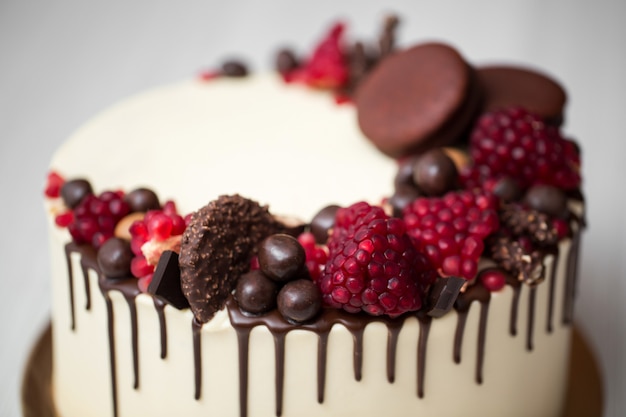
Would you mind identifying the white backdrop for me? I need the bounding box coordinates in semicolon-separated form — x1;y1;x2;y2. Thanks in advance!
1;1;624;416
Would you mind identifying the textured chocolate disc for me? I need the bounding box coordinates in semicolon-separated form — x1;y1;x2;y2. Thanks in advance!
355;43;479;157
477;65;566;125
179;195;285;323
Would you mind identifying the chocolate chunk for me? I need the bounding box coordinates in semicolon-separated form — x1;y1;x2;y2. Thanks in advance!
147;250;189;310
310;205;340;244
97;237;133;278
477;65;566;125
179;195;285;323
425;276;466;318
61;178;93;209
125;188;160;212
275;49;300;74
412;148;458;196
355;43;482;157
258;234;306;283
277;279;322;323
235;270;279;315
524;185;568;218
221;60;248;77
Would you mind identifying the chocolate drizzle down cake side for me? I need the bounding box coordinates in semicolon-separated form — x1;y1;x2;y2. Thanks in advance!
45;18;584;417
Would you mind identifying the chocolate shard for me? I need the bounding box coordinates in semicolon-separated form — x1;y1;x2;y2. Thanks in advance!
147;251;189;310
425;276;466;318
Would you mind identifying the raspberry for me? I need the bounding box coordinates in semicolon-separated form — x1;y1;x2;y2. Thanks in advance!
293;22;349;89
403;190;499;280
319;203;434;317
464;107;581;191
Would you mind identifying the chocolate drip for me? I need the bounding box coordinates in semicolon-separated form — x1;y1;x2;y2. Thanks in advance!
125;294;139;388
236;327;251;417
102;293;119;417
563;229;582;324
507;276;522;337
351;328;364;381
64;245;76;330
527;287;537;351
546;248;560;333
274;333;286;416
454;285;491;384
416;314;431;398
153;298;168;359
192;319;202;400
317;331;329;403
81;264;92;310
386;322;402;383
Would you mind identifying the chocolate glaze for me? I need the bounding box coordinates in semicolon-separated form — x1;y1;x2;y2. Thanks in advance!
61;212;583;417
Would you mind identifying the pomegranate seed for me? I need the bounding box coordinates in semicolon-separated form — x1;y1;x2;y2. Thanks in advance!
131;256;154;278
44;171;65;198
479;269;507;292
147;213;173;241
137;274;153;293
55;211;74;227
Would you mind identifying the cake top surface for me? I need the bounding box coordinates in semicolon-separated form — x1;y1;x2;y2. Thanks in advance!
50;74;396;220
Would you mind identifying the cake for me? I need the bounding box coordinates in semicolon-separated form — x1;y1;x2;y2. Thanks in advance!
43;19;584;417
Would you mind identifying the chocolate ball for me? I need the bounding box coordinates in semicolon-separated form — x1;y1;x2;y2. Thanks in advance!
235;270;279;315
310;205;340;244
394;156;418;188
61;178;93;209
221;60;248;77
412;149;458;196
97;237;133;278
277;279;322;323
275;49;299;74
492;177;522;202
389;185;422;217
258;234;306;283
125;188;160;212
524;185;568;217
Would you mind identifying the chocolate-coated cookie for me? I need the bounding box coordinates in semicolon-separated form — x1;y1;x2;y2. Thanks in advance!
179;195;285;323
355;42;482;157
477;65;566;125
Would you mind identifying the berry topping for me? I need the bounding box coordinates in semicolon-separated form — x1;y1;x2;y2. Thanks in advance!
295;22;349;89
465;107;581;190
277;279;322;323
412;148;459;196
61;178;93;209
320;203;433;317
97;237;133;278
125;188;161;212
478;268;507;292
44;171;65;198
258;234;306;283
297;232;328;282
403;190;499;280
523;184;568;217
236;270;279;315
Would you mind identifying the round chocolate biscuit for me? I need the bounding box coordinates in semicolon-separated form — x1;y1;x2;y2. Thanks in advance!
179;195;286;323
355;42;480;157
477;65;566;125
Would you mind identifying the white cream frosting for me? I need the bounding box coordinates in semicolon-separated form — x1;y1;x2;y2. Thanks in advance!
48;74;574;417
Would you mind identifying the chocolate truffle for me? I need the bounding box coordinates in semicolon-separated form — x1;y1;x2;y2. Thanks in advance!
524;185;568;217
310;205;340;244
97;237;133;278
125;188;160;212
277;279;322;323
236;270;279;315
258;234;306;283
412;149;458;196
61;178;93;209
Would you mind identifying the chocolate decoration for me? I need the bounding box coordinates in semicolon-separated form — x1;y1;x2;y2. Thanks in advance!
477;65;566;125
97;238;133;278
310;205;340;244
147;250;189;310
179;195;285;323
222;60;249;77
492;177;522;202
426;276;466;318
277;279;322;323
235;270;278;315
412;149;458;196
394;156;418;188
125;188;160;212
524;184;568;218
275;49;299;74
389;185;422;218
258;234;306;283
60;178;93;209
356;43;482;157
59;211;584;417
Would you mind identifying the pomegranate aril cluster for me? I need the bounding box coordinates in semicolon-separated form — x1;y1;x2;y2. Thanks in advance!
320;202;435;317
403;190;499;280
463;106;581;191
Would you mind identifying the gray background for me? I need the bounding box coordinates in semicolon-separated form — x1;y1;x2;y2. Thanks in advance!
1;1;624;416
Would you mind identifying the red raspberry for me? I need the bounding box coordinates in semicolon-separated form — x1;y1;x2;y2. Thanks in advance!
319;203;434;317
403;190;499;280
293;22;349;89
464;107;581;191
